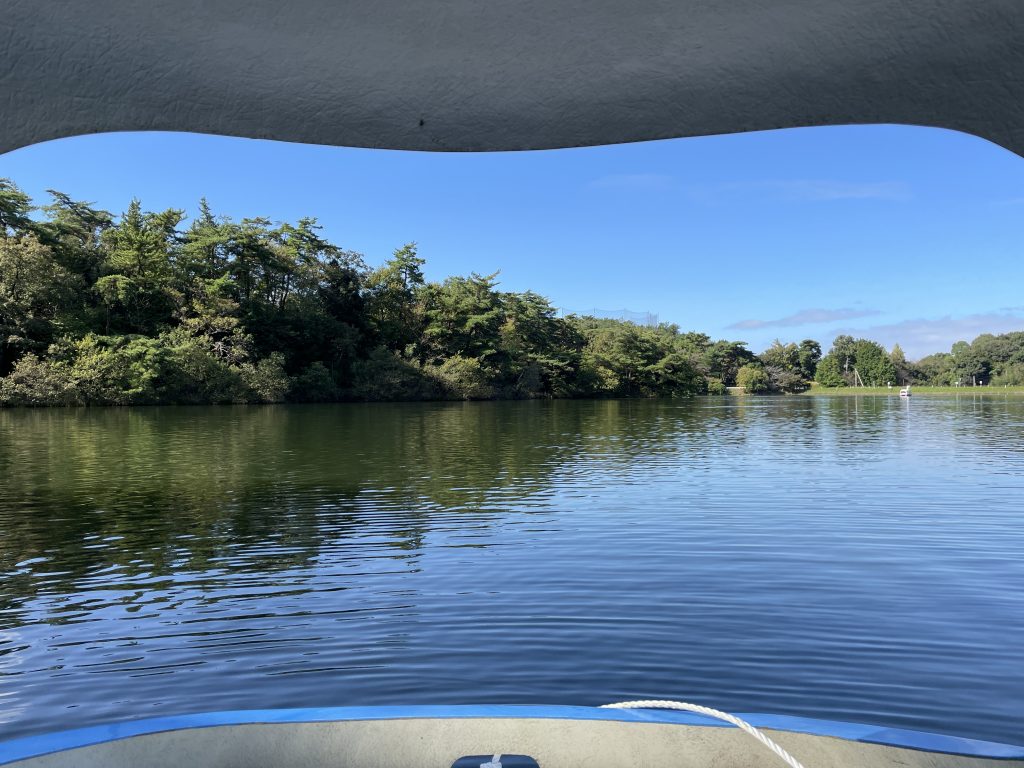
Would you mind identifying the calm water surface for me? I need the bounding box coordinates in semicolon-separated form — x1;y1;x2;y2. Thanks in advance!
1;397;1023;743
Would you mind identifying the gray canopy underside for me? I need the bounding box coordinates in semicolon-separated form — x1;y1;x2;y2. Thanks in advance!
4;1;1023;155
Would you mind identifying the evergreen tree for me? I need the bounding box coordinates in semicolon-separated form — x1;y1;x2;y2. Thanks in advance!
814;355;844;387
0;179;35;238
95;199;181;334
798;339;822;379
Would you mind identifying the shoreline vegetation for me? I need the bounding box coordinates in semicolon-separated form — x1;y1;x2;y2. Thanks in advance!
3;179;1024;407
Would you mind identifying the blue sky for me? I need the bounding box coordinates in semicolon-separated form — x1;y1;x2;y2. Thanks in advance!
1;124;1022;359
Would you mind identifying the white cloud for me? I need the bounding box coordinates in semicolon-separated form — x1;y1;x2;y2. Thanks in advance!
687;179;910;202
830;313;1024;360
589;173;675;190
728;307;880;330
589;176;910;200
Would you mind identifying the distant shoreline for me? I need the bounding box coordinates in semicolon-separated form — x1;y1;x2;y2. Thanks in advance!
797;385;1024;396
6;387;1024;410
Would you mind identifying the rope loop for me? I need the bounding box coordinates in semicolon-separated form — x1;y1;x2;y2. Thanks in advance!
601;699;807;768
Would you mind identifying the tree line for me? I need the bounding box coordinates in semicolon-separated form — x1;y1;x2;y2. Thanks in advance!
1;180;1021;405
696;329;1024;393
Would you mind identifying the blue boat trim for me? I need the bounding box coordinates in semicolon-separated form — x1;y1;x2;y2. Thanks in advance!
1;705;1022;764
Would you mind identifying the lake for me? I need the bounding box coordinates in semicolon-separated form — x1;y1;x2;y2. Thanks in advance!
1;396;1022;744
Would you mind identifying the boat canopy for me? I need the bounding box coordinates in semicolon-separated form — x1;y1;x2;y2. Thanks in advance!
3;1;1023;155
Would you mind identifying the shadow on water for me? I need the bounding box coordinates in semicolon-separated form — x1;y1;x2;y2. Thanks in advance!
2;401;711;618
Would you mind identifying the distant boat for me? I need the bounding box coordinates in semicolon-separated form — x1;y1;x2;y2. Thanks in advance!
899;386;912;397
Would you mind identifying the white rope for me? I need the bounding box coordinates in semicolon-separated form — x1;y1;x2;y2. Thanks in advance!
601;699;807;768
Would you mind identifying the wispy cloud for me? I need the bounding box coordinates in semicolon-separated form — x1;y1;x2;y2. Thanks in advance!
590;176;910;200
831;312;1024;360
589;173;675;190
728;307;880;330
687;179;910;202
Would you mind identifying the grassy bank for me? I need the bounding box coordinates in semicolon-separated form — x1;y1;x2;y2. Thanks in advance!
799;385;1024;396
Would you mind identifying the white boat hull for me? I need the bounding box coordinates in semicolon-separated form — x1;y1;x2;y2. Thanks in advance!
2;706;1022;768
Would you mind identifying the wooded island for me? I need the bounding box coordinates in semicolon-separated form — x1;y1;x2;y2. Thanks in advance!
2;180;1021;406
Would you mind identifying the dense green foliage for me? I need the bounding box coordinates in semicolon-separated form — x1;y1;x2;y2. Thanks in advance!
0;183;764;405
815;335;897;387
811;332;1024;388
2;180;1021;405
912;333;1024;386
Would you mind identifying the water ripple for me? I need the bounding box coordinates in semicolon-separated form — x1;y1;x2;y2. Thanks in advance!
0;398;1022;742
